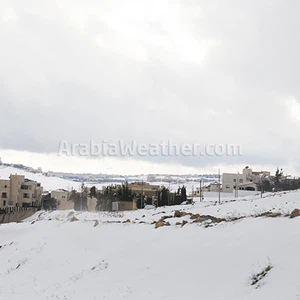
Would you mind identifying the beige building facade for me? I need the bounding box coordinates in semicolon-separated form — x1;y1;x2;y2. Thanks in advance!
51;188;98;211
129;182;160;200
112;200;137;211
51;189;74;210
101;182;161;208
87;196;97;211
222;166;270;193
0;175;43;209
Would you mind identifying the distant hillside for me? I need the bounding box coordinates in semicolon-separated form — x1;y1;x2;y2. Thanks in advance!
0;166;78;191
0;163;219;193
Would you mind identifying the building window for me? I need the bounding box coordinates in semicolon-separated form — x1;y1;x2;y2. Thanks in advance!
233;179;236;182
4;185;7;188
239;179;243;183
226;185;230;189
21;185;29;190
1;192;7;198
3;200;6;206
23;193;30;198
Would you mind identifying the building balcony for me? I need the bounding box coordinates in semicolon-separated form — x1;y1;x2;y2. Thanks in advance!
22;198;32;204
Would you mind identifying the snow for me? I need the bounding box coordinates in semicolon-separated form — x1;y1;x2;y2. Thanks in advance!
0;166;78;191
1;190;300;299
0;166;119;192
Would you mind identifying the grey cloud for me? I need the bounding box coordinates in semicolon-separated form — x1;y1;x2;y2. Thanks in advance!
0;0;299;170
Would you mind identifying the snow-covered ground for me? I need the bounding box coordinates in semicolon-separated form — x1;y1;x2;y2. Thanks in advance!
1;190;299;300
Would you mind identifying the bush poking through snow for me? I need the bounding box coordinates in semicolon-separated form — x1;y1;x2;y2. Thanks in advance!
181;220;188;227
192;215;225;224
259;212;282;218
251;265;273;286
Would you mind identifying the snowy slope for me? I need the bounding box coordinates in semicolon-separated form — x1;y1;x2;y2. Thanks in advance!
0;190;299;300
0;166;78;191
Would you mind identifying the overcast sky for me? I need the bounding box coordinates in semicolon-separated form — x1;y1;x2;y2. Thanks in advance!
0;0;299;175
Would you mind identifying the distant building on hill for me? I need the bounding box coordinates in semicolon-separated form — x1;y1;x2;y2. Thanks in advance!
147;174;157;182
222;166;270;193
193;181;222;196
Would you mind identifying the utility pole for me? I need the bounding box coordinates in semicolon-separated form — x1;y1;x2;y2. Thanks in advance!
233;177;239;198
260;176;264;198
199;179;202;202
141;180;144;209
80;182;84;211
132;192;135;210
218;169;221;205
192;185;194;203
234;179;236;198
168;182;170;206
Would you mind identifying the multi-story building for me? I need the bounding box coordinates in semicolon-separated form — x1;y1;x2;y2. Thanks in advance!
129;182;160;198
128;182;161;206
222;166;270;193
99;182;162;209
0;179;10;207
0;175;43;208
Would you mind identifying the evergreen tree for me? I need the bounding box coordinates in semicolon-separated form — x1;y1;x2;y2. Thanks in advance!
117;182;133;202
135;193;145;209
275;168;283;187
89;186;97;198
42;193;57;210
262;179;272;192
158;186;170;207
70;183;88;211
181;185;187;202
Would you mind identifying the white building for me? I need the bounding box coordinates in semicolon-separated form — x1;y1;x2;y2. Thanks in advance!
222;166;270;193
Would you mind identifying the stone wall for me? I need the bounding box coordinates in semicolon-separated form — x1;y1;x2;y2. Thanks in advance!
0;207;38;224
